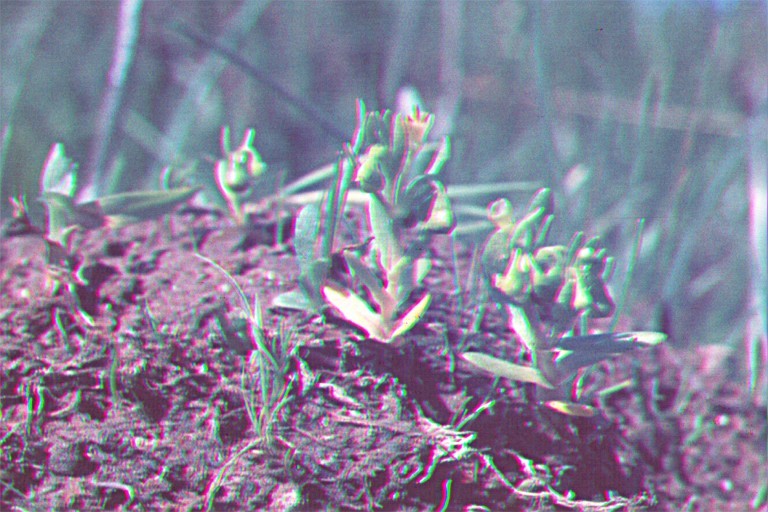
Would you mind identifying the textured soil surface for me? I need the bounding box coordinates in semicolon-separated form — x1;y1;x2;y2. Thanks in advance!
1;206;765;511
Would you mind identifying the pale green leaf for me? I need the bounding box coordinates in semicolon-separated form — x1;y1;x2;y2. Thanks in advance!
389;292;431;342
294;203;321;275
271;290;318;313
461;352;554;389
41;143;77;197
544;400;597;417
322;285;388;341
89;187;199;227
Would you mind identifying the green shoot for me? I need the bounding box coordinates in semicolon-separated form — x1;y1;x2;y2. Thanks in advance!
321;100;456;344
272;104;359;314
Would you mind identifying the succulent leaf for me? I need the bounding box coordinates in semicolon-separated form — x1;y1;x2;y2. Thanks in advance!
322;285;388;341
462;352;554;389
41;143;78;197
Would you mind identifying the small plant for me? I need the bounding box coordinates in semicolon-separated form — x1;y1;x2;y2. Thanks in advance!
29;144;197;317
211;126;267;224
195;254;298;445
462;188;666;416
318;101;456;344
196;255;303;511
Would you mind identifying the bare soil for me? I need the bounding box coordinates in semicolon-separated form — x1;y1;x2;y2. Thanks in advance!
1;206;765;511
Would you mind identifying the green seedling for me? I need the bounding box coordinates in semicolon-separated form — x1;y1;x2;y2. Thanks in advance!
271;129;357;313
34;143;197;313
195;254;298;447
321;101;456;344
462;189;666;416
39;144;198;238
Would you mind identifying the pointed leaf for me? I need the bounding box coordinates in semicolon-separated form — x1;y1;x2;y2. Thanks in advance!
553;331;667;377
271;290;319;313
389;292;431;342
40;143;77;196
544;400;597;417
294;203;321;274
554;331;667;352
89;187;198;227
424;137;451;176
369;196;397;271
343;252;390;308
461;352;554;389
322;285;388;341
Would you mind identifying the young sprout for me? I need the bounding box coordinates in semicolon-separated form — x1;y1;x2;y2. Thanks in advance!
213;126;267;224
462;188;666;416
195;254;298;447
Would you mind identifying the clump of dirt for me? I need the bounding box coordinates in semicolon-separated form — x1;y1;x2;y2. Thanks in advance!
1;206;765;510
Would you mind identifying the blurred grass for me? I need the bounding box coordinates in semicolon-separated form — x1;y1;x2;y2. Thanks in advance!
1;1;766;392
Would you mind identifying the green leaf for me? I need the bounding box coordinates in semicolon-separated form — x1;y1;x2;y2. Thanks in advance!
355;145;387;193
424;137;451;176
271;290;318;313
390;112;406;157
322;285;388;341
389;292;431;342
399;175;436;228
544;400;597;417
418;179;455;234
41;143;77;197
294;203;321;275
302;258;330;297
40;192;79;245
369;195;398;271
462;352;554;389
342;252;390;309
553;331;667;377
414;257;432;287
88;187;198;227
554;331;665;352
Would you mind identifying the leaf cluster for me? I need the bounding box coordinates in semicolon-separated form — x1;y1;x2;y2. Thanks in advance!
275;101;456;344
9;144;197;306
463;189;666;416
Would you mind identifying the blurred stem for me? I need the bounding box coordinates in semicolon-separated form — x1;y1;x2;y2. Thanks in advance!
434;0;465;139
746;112;767;398
379;1;424;107
172;21;347;142
610;218;645;333
530;2;558;180
0;125;10;223
158;0;271;186
82;0;144;200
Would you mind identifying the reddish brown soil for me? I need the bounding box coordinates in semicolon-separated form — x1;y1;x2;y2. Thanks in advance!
1;206;765;511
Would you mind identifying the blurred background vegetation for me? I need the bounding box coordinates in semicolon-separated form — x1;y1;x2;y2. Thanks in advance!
1;1;766;394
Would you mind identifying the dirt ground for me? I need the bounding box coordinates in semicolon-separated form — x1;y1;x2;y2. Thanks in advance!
1;206;765;511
